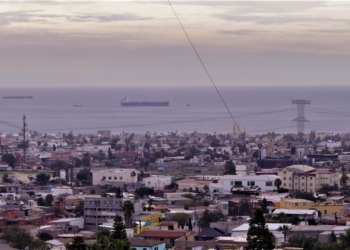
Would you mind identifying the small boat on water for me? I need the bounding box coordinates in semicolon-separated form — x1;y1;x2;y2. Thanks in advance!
186;104;191;107
73;104;82;107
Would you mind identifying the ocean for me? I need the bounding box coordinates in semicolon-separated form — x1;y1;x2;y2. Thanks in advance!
0;86;349;135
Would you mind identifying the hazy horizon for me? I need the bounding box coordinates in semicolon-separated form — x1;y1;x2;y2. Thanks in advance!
1;1;350;88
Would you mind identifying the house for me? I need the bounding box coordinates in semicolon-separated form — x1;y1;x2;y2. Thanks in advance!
46;239;66;250
158;221;178;230
92;168;139;185
272;209;319;220
232;223;292;244
130;237;166;250
280;197;345;216
137;229;193;247
194;227;229;241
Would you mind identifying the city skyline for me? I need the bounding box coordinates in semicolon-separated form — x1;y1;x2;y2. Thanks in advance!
1;1;350;88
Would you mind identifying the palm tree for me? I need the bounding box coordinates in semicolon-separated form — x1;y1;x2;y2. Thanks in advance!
122;200;135;228
130;171;136;183
277;225;291;242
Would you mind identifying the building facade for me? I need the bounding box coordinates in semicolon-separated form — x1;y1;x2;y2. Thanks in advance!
277;165;339;192
209;175;281;195
84;197;125;230
92;168;139;186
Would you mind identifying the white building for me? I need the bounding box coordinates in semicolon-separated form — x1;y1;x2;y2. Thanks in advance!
46;239;66;250
142;176;173;190
232;223;292;244
92;168;139;185
209;175;281;195
272;209;319;220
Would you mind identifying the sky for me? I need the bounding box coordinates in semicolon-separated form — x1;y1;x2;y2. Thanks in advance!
1;1;350;88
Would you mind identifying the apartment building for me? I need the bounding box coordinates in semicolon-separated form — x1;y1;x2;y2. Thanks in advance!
277;165;339;192
84;197;141;230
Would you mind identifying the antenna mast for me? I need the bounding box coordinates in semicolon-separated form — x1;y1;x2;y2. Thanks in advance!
23;115;27;165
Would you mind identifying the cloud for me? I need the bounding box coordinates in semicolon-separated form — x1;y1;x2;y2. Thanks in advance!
308;29;350;34
218;29;266;36
68;13;152;22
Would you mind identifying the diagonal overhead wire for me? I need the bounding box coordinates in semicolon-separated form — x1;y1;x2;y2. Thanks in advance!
167;0;245;140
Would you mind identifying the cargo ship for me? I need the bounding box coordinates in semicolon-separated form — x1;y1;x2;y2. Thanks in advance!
2;95;33;99
121;97;169;107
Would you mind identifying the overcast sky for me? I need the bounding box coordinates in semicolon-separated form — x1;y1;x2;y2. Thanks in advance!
1;1;350;88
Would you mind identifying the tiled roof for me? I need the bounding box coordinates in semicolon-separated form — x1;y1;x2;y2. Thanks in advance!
130;237;164;247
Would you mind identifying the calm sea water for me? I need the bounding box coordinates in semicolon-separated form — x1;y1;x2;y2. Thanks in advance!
0;86;349;135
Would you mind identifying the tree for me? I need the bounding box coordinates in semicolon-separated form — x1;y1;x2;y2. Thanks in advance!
74;200;84;216
224;160;236;175
1;226;49;250
1;153;16;167
135;187;154;198
36;173;50;185
95;228;111;241
284;235;317;250
291;146;296;155
170;213;191;226
2;173;11;183
45;194;54;206
274;178;282;191
52;144;56;151
37;231;53;241
246;209;275;250
76;168;92;185
90;188;96;194
198;209;224;228
37;197;46;206
341;173;348;187
329;231;337;243
339;228;350;249
112;215;127;240
130;171;136;183
277;225;291;242
82;154;91;168
66;236;87;250
108;147;114;159
122;200;135;228
261;198;268;213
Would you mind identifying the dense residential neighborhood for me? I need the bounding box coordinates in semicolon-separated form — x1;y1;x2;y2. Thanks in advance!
1;128;350;249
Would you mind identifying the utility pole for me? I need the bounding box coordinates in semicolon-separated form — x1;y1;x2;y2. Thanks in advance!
23;115;27;165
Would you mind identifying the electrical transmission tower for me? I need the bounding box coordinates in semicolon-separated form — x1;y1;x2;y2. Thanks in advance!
291;100;311;135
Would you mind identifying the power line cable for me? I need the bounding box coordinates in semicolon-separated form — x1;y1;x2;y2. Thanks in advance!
167;0;245;139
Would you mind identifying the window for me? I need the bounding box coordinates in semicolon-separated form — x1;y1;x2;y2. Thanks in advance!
310;177;313;180
310;183;313;186
295;177;298;179
289;177;291;180
120;177;123;180
266;181;273;186
230;181;235;186
302;177;304;179
302;183;304;186
114;177;117;180
103;176;106;180
284;183;286;187
284;177;286;180
295;203;298;206
248;181;255;186
109;177;111;180
303;203;306;206
324;210;327;214
234;181;242;186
